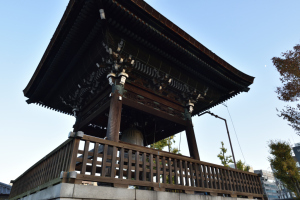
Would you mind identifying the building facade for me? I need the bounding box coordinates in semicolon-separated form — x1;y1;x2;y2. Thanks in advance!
0;182;11;200
293;142;300;168
254;170;280;200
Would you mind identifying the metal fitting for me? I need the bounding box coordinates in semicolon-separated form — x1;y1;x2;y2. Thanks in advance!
107;72;116;86
118;70;129;85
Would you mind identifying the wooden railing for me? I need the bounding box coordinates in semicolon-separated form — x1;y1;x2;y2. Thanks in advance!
9;133;263;199
9;138;74;199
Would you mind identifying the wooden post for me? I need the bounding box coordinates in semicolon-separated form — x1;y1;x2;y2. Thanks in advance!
106;84;123;142
106;71;127;142
185;108;200;160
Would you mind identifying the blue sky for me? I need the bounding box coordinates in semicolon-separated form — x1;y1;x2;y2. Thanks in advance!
1;0;300;184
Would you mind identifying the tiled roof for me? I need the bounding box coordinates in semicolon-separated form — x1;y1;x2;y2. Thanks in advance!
130;0;254;84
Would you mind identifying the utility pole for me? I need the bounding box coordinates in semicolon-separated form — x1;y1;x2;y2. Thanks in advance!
198;111;237;169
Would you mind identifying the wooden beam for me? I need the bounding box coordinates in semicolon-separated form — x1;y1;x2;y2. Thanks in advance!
123;97;186;126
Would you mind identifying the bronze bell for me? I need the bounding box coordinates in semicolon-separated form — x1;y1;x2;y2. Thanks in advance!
121;126;144;146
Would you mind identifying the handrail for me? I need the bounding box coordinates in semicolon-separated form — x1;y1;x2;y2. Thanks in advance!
9;138;74;199
74;134;263;197
9;134;263;199
83;135;256;175
12;138;73;183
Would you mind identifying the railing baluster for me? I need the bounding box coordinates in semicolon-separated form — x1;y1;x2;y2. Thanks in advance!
101;144;108;177
119;148;124;179
203;165;208;188
91;142;99;176
216;168;221;190
249;174;254;194
241;172;245;193
244;173;249;193
46;155;53;182
237;171;241;192
142;152;147;181
110;146;117;178
207;166;212;188
65;141;73;172
195;163;200;188
212;166;216;189
212;167;216;189
246;174;250;193
220;168;225;190
179;160;183;185
226;169;230;191
237;171;242;192
127;149;132;180
227;169;232;191
199;164;204;188
252;176;260;194
45;153;53;182
61;144;69;174
135;151;140;180
184;161;189;186
232;171;237;192
257;175;263;194
58;147;65;177
150;154;153;182
50;150;59;180
174;159;178;185
252;175;258;194
246;173;250;193
231;171;235;191
51;150;61;178
189;162;194;187
162;156;166;183
246;174;251;193
156;154;160;183
81;141;90;174
168;158;172;184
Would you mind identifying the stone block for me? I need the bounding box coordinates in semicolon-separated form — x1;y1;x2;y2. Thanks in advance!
179;193;201;200
73;184;135;199
136;189;157;200
60;183;75;197
156;190;179;200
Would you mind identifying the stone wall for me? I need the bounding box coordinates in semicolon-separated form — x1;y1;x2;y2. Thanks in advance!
17;183;254;200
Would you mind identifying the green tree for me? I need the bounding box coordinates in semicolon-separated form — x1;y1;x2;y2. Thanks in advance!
236;160;250;172
272;44;300;136
150;135;181;154
217;141;233;167
268;140;300;198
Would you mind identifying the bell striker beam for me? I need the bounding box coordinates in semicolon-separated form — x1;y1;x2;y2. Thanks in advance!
185;102;200;160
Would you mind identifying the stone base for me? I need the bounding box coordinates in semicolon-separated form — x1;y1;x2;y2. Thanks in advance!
17;183;255;200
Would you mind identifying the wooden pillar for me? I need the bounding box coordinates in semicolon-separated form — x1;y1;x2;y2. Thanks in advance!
185;107;200;160
106;71;127;142
106;84;123;142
